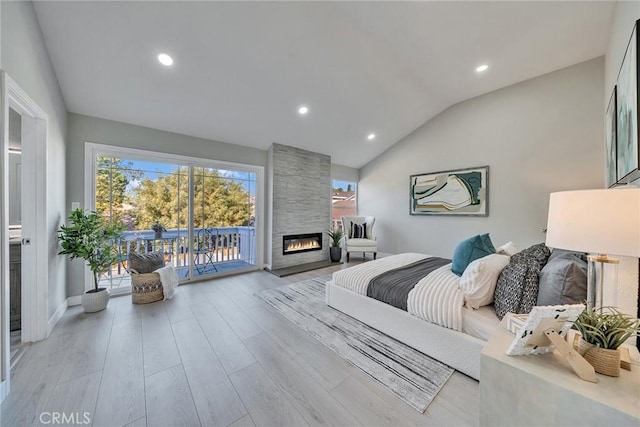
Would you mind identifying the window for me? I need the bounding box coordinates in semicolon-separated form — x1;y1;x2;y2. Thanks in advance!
87;144;262;292
332;180;357;231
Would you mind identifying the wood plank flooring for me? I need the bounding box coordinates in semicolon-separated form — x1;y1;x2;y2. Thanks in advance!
1;262;479;426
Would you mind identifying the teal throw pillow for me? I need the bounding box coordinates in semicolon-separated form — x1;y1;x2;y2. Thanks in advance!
451;233;496;276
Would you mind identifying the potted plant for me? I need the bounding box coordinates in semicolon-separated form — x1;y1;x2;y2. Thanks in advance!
152;221;166;238
58;209;125;313
325;228;344;262
572;306;640;377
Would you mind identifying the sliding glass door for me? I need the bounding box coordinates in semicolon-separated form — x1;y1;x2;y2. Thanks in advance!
90;146;260;292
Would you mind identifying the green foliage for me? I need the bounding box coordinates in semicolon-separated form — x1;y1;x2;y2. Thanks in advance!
573;306;640;350
325;228;344;248
58;209;126;291
95;157;142;225
151;222;167;233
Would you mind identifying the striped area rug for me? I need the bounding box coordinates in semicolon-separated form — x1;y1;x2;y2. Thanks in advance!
257;276;454;412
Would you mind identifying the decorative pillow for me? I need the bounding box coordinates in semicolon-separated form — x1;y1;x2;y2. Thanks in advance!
351;222;366;239
451;233;496;276
496;241;518;257
536;249;587;306
129;251;165;274
493;243;551;320
459;253;510;309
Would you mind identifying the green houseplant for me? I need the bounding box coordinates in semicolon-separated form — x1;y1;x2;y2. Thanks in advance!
325;228;344;263
573;306;640;376
152;221;167;238
58;209;125;313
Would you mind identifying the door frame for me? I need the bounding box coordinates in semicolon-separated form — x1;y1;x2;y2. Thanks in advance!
0;72;49;402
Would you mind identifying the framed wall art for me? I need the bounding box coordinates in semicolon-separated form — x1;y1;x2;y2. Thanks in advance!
616;19;640;183
606;87;617;188
409;166;488;216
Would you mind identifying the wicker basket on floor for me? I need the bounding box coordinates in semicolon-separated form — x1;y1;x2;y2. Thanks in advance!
130;268;164;304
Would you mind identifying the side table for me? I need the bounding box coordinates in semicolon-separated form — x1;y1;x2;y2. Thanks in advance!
480;318;640;426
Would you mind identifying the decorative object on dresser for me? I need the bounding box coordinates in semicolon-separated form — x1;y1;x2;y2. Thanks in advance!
58;208;125;313
572;306;640;377
504;304;595;382
324;227;344;262
341;216;377;261
616;19;639;184
545;188;640;309
409;166;488;216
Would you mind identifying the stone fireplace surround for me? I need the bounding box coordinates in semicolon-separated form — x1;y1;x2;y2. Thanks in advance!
267;143;331;270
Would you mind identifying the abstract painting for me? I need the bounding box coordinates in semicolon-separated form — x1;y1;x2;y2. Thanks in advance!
616;21;639;182
410;166;488;216
606;87;617;188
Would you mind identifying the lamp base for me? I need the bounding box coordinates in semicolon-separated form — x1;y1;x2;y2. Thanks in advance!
586;254;619;310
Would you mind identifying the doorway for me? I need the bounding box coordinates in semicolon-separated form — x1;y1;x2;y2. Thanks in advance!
1;72;49;403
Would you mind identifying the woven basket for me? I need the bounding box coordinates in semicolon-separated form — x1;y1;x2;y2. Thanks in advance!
578;338;620;377
130;269;164;304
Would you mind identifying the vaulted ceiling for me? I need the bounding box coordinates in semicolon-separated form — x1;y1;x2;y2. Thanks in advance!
33;1;614;168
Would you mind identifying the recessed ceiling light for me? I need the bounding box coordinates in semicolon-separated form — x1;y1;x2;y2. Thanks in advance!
367;133;376;141
476;64;489;73
158;53;173;66
298;106;309;115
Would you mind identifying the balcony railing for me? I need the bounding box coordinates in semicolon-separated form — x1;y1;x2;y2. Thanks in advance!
99;226;256;289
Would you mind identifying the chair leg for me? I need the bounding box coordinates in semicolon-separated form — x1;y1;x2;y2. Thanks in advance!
346;252;350;262
373;252;377;260
363;252;366;260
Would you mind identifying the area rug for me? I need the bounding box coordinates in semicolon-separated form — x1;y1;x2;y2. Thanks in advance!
257;276;454;412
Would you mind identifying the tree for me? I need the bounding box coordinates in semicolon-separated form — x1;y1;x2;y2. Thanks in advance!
95;157;141;227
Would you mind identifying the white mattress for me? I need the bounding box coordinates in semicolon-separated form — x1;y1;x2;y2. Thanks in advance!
461;305;500;341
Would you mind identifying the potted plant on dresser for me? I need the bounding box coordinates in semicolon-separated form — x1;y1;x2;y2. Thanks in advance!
573;306;640;377
325;228;344;263
58;208;125;313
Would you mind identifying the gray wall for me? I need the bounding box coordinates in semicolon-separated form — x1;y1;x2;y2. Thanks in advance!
268;144;331;269
2;1;68;318
358;57;604;259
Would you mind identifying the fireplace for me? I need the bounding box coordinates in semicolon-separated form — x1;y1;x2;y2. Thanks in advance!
283;233;323;255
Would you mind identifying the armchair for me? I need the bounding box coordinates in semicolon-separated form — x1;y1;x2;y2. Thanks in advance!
341;216;377;262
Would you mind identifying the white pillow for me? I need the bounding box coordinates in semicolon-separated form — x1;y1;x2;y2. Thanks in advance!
459;253;510;309
496;241;518;257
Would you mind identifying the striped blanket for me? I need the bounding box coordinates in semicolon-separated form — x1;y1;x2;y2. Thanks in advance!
331;253;465;331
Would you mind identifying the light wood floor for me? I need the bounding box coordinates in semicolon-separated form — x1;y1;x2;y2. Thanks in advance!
1;261;479;427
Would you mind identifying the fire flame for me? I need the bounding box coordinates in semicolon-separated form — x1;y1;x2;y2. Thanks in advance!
285;239;320;252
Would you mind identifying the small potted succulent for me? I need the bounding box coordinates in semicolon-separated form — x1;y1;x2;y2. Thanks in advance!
325;228;344;263
152;221;167;238
58;209;125;313
573;306;640;377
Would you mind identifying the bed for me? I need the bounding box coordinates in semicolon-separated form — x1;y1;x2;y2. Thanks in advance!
326;253;501;379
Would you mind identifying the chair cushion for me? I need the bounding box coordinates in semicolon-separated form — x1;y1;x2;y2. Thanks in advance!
129;251;164;274
346;238;378;248
451;234;496;276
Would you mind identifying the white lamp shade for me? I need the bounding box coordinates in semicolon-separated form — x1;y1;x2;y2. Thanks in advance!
546;188;640;257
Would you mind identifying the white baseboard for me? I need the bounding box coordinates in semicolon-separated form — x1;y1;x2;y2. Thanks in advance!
67;295;82;306
47;299;68;336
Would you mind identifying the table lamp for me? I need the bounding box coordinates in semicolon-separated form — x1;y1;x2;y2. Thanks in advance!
545;188;640;309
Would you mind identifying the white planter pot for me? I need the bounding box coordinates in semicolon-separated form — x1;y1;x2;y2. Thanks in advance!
81;288;110;313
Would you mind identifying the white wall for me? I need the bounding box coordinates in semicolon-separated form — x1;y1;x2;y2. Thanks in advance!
2;1;68;319
603;1;640;323
359;58;604;259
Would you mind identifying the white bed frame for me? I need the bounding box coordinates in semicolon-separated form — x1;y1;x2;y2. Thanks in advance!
326;280;486;380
